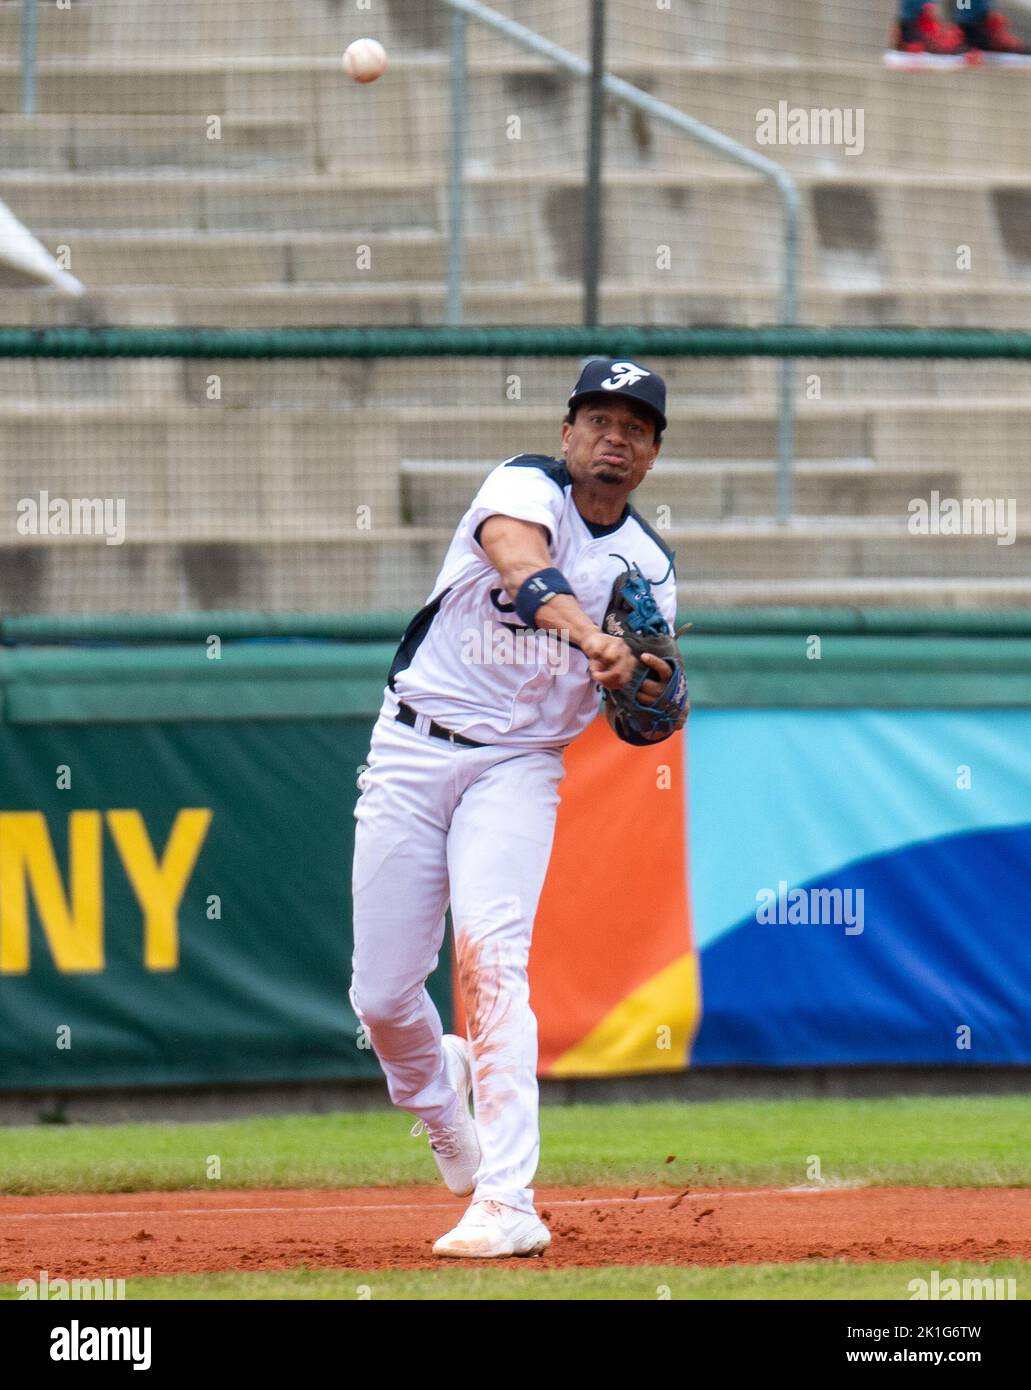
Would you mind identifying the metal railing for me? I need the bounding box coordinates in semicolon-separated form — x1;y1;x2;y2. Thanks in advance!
20;0;37;115
441;0;801;519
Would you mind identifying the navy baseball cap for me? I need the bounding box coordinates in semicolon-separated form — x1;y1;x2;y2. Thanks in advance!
567;358;667;434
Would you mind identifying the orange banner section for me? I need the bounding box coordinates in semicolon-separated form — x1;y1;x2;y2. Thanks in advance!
453;716;698;1077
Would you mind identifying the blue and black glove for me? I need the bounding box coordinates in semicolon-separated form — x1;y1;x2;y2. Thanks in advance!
600;558;689;745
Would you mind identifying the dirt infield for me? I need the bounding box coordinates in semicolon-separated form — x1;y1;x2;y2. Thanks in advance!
1;1186;1027;1278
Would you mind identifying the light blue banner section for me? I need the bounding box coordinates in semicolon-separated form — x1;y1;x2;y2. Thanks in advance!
687;709;1031;950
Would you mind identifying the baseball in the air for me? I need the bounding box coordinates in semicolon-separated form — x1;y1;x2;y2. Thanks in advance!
343;38;388;83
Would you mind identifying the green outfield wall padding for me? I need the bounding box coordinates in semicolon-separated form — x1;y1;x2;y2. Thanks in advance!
0;716;452;1090
0;643;397;724
1;611;411;645
2;630;1031;721
6;608;1031;645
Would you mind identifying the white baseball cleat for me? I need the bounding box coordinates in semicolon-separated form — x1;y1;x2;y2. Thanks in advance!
410;1034;481;1197
432;1199;552;1259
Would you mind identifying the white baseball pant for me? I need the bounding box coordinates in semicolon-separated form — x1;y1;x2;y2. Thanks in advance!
350;708;565;1215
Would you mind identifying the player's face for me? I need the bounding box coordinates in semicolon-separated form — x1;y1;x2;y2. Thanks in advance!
561;399;660;492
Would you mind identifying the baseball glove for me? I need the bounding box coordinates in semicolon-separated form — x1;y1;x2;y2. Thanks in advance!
600;556;688;745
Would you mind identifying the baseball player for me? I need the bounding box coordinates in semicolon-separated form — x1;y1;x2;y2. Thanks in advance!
350;358;687;1258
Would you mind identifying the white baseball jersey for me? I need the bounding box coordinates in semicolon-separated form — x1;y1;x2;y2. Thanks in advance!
384;454;677;749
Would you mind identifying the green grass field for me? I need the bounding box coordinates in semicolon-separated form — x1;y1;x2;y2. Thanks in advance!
2;1095;1027;1300
1;1095;1028;1195
1;1261;1027;1301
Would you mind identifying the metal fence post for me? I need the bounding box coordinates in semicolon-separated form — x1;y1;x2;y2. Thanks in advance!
21;0;38;115
774;174;801;524
583;0;606;327
447;5;468;327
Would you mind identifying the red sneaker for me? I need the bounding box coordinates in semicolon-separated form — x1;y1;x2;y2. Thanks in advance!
960;10;1031;63
885;2;979;67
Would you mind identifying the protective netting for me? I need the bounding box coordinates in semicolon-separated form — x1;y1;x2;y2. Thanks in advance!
4;0;1031;324
2;0;1031;615
2;351;1028;615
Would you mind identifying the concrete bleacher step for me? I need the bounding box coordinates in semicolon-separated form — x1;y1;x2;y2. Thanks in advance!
167;356;1010;411
0;115;313;173
6;167;1030;292
0;1;91;57
0;281;667;329
0;405;408;532
564;64;1031;176
400;458;962;527
666;520;1031;582
0;530;447;616
680;578;1031;610
3;56;1030;178
463;1;891;66
386;401;1031;475
2;519;1025;618
0;403;1025;520
27;231;530;289
0;0;383;62
11;279;1031;338
176;356;754;409
0;0;894;65
8;279;1031;333
13;277;1031;330
0;0;462;62
0;59;455;178
0;171;439;233
17;352;1010;414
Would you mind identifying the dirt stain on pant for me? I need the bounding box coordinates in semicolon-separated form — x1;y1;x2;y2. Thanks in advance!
455;932;523;1128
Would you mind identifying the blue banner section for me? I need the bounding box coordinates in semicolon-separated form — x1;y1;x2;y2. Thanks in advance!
689;710;1031;1065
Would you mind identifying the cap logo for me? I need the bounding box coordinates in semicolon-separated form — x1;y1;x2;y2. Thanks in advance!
600;361;650;391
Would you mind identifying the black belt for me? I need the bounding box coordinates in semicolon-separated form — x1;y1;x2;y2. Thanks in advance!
395;700;484;747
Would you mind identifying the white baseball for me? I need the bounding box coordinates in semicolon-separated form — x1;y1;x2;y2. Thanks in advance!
343;38;388;84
